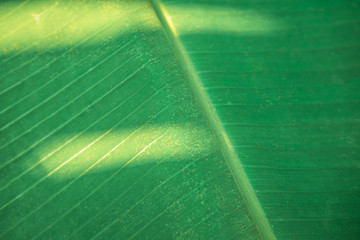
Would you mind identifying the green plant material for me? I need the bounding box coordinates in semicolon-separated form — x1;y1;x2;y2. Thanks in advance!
0;1;261;239
155;0;360;239
1;0;360;240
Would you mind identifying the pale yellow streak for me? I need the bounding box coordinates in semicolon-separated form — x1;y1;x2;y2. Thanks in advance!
0;1;281;54
39;124;215;179
0;1;159;54
162;3;282;35
158;2;178;37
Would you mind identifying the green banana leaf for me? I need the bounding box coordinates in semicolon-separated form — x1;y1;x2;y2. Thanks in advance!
0;0;359;239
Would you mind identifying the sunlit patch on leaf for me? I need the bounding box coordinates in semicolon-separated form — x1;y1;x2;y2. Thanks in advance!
38;124;216;179
0;0;158;53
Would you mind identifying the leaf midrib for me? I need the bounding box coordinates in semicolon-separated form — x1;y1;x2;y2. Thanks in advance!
149;1;276;239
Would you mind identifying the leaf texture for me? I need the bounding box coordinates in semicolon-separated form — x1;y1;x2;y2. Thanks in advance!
154;0;360;239
1;0;360;240
0;1;262;239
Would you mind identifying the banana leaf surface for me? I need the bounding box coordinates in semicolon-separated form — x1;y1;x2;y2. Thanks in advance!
0;0;359;239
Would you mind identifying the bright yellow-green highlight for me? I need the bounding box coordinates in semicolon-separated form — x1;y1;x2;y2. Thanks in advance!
0;0;158;53
0;1;281;54
39;124;216;180
163;3;281;35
